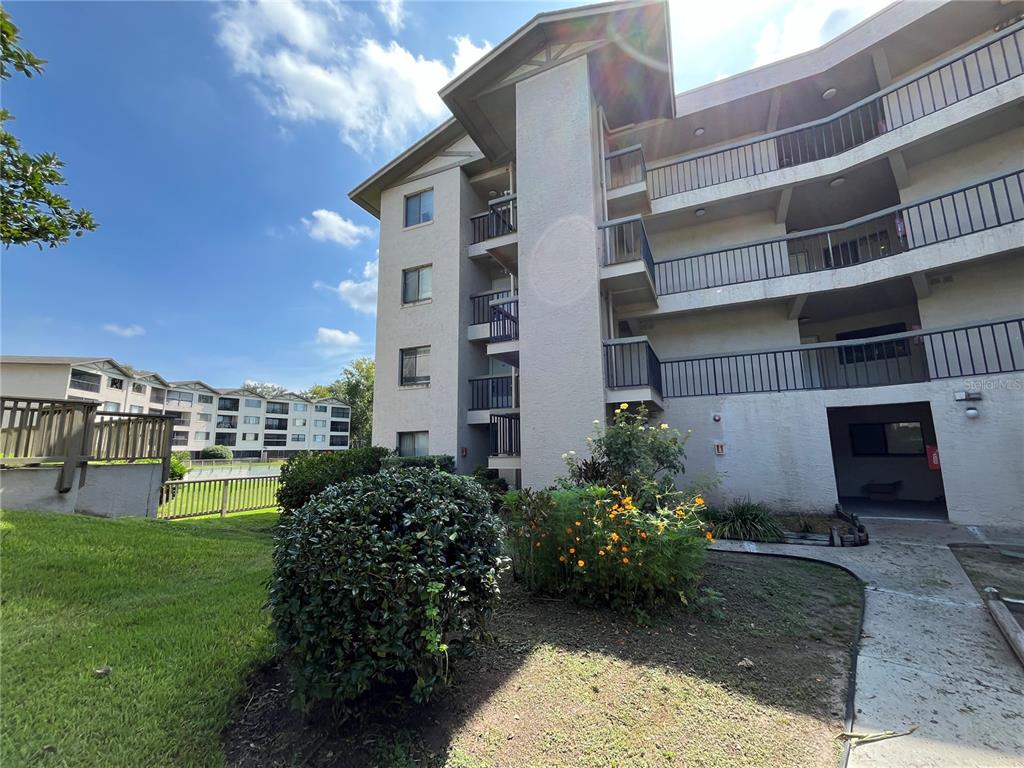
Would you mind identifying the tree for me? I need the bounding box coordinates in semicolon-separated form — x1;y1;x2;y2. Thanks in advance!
1;9;96;248
243;380;289;399
302;357;375;448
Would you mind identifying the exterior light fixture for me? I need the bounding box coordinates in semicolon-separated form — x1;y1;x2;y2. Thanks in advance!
488;190;498;198
965;407;980;419
829;176;846;188
822;87;838;100
693;127;706;137
695;208;706;217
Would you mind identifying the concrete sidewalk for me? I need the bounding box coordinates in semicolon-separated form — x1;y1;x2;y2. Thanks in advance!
714;519;1024;768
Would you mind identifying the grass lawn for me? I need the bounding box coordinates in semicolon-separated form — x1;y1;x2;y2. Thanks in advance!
0;508;278;767
226;553;863;768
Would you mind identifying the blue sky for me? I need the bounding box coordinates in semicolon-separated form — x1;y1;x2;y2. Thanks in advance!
1;0;886;391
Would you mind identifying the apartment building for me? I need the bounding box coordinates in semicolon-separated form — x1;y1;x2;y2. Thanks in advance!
0;357;351;459
353;0;1024;528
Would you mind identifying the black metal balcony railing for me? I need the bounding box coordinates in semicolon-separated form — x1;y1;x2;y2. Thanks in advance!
470;196;517;244
469;290;512;325
601;216;656;285
489;413;521;457
469;375;516;410
655;169;1024;295
644;23;1024;200
603;339;663;398
659;319;1023;397
490;298;519;342
606;145;646;190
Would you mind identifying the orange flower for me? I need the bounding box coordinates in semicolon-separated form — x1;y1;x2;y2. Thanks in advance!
559;555;566;562
569;547;576;555
577;559;585;568
575;521;582;527
695;496;705;506
622;557;630;564
639;531;648;539
621;545;629;553
565;527;573;535
705;531;715;542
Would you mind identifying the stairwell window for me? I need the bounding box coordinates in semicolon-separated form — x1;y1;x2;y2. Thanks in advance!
397;431;428;457
404;189;433;227
402;265;432;304
400;346;430;386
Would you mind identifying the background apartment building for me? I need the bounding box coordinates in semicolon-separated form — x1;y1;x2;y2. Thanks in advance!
353;0;1024;528
0;357;350;459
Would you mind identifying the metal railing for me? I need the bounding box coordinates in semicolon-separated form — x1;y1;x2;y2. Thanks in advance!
489;413;521;457
655;169;1024;295
470;195;517;244
157;475;280;520
601;216;656;284
469;375;516;410
606;144;647;190
604;338;663;397
646;23;1024;199
660;319;1024;397
0;397;173;491
469;289;513;325
69;377;101;393
490;297;519;342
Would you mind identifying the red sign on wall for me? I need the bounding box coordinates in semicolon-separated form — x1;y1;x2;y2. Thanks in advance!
926;445;940;471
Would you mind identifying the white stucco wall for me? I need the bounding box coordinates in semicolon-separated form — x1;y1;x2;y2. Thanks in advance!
643;302;800;359
918;255;1024;329
0;463;163;517
0;363;70;400
517;55;607;488
901;125;1024;202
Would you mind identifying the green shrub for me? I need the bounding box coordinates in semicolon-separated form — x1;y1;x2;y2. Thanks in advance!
502;485;710;613
168;451;190;481
199;445;233;460
471;465;508;515
705;499;784;542
276;446;389;512
269;468;502;707
380;454;456;472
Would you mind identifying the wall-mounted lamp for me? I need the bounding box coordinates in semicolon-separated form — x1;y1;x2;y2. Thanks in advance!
693;127;706;137
695;208;707;217
829;176;846;188
822;87;838;100
965;407;980;419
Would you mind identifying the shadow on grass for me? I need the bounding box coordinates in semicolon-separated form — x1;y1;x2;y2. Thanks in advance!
223;552;862;768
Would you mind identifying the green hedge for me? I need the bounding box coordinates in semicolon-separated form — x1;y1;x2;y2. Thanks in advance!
199;445;233;460
270;468;502;707
276;447;390;512
381;454;456;472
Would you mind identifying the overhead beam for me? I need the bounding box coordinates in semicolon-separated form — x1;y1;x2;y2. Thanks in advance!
911;272;932;299
787;293;807;321
775;187;792;225
888;151;910;188
871;48;893;87
766;90;782;133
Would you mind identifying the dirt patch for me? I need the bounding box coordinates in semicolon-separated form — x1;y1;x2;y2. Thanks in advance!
223;552;862;768
952;544;1024;605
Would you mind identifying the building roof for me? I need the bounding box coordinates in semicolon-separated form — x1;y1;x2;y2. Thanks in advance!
0;355;136;378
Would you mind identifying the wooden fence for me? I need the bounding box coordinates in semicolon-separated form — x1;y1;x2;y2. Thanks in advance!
157;475;280;519
0;397;173;492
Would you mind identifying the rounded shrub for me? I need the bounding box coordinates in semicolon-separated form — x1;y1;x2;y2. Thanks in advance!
276;446;390;513
269;467;503;708
199;444;233;460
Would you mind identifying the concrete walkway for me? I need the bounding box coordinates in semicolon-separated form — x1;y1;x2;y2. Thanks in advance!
714;519;1024;768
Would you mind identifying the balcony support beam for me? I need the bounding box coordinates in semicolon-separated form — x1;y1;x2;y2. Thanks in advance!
887;150;910;188
787;293;807;321
775;187;792;225
911;272;932;300
766;89;782;132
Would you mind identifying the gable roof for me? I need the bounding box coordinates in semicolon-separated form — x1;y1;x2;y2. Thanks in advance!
0;355;136;378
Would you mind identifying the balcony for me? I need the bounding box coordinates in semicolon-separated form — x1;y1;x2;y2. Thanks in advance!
488;413;521;471
468;374;518;424
638;22;1023;207
605;145;649;217
649;169;1024;306
468;195;518;264
600;216;657;307
658;319;1023;397
603;337;663;408
468;289;513;339
487;297;519;366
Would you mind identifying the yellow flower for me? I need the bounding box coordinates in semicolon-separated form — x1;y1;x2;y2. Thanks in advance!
660;423;668;430
620;403;629;410
534;541;541;548
598;549;606;556
575;521;582;527
695;496;705;506
577;560;585;568
622;496;633;506
610;532;620;542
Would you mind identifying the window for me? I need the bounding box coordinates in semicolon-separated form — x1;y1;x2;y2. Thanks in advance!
404;189;434;227
197;412;212;422
241;432;259;441
313;434;326;443
293;403;307;412
331;420;349;433
198;394;213;404
266;401;289;414
400;346;430;386
837;323;909;365
264;434;287;447
397;431;428;457
129;405;144;414
330;434;349;447
265;417;288;431
216;415;238;429
331;406;349;418
131;382;146;394
108;377;124;390
69;369;101;393
850;422;925;456
171;431;188;446
313;419;327;428
195;431;210;441
293;418;307;427
314;404;328;413
402;265;432;304
215;432;237;447
243;415;260;425
149;408;163;414
218;397;240;411
102;402;119;412
291;434;306;442
244;398;261;408
167;390;194;405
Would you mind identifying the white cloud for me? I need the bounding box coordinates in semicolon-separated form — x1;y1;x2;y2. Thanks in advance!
314;327;362;357
303;209;373;247
215;1;492;152
313;259;379;316
103;323;146;338
752;0;890;67
378;0;404;33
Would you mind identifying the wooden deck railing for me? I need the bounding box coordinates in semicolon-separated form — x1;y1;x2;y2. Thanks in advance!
157;475;280;519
